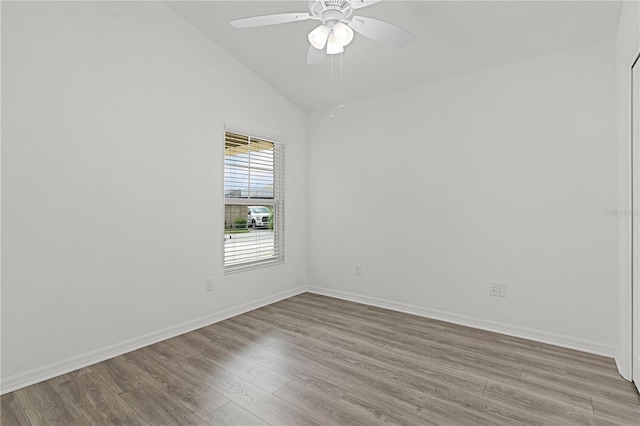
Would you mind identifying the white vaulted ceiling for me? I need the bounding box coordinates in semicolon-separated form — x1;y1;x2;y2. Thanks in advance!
166;1;622;112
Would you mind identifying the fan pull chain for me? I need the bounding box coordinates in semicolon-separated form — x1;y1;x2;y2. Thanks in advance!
329;54;335;119
330;53;345;120
330;54;334;93
339;52;345;110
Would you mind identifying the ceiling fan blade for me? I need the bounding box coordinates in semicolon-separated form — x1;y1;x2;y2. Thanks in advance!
351;0;383;10
230;13;311;29
348;16;414;47
307;45;327;65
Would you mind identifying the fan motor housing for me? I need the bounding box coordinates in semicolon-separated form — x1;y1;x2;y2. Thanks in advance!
308;0;354;22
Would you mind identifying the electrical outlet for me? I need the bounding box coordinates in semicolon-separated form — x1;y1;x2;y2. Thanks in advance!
355;264;362;275
205;277;214;292
489;282;506;297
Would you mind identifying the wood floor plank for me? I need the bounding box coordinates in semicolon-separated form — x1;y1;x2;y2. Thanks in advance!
264;340;430;409
268;299;392;346
266;334;401;380
469;365;593;412
14;381;88;425
214;319;280;347
395;363;487;395
415;380;556;426
2;293;638;426
389;332;528;377
391;319;447;336
392;367;486;409
204;402;269;426
253;303;281;315
385;337;524;380
362;304;450;330
289;296;402;332
319;327;568;413
142;339;191;365
175;331;293;393
288;293;333;308
239;310;345;346
592;396;640;425
210;332;352;397
440;322;511;343
482;381;623;425
418;395;514;426
88;355;151;394
191;322;237;342
297;293;358;307
521;367;640;405
567;366;640;394
339;383;440;426
176;355;323;426
316;326;500;391
122;346;230;416
1;391;32;426
119;382;209;426
264;338;408;403
499;336;618;373
498;334;617;365
437;330;570;376
274;380;382;426
48;367;93;386
305;319;397;354
408;349;522;386
420;394;551;426
243;308;335;341
316;326;395;357
56;371;149;425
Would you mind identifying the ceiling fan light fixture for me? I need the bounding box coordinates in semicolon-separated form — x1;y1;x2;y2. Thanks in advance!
326;32;344;54
308;24;330;49
229;0;415;65
332;22;354;46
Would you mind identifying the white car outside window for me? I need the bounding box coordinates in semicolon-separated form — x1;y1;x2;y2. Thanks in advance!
247;206;271;228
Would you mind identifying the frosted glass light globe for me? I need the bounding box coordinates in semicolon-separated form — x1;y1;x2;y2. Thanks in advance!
332;22;354;46
326;32;345;54
308;25;330;49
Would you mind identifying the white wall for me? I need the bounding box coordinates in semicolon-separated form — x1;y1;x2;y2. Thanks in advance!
615;0;640;380
1;1;307;391
307;39;618;355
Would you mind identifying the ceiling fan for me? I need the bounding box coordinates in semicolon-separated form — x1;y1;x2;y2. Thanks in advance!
230;0;414;65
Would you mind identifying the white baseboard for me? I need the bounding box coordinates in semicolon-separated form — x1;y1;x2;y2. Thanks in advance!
615;351;633;381
635;355;640;393
307;286;617;359
2;284;621;394
0;286;306;395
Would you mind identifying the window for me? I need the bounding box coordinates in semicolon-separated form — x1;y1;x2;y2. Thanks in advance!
224;131;284;272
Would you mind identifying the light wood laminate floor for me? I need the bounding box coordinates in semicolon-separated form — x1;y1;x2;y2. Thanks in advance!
2;293;639;425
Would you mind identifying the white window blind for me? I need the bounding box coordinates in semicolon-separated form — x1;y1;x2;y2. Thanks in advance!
224;131;284;272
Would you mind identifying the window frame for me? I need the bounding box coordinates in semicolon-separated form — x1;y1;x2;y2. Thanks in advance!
223;130;284;273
